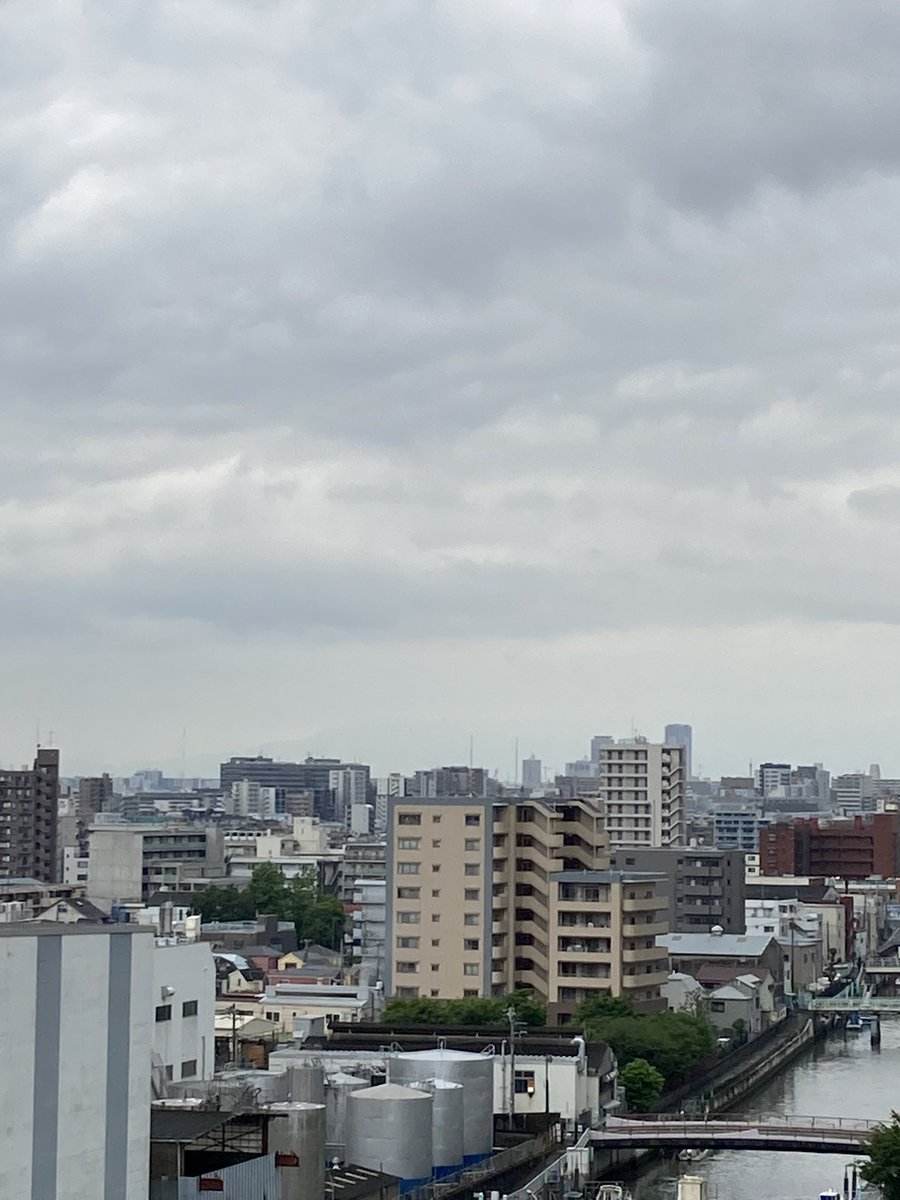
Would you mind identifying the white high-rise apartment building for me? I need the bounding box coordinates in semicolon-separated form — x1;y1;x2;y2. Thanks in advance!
591;737;685;849
664;724;693;780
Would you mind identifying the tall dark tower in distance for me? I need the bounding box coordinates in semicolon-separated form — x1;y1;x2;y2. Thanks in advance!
664;724;693;781
0;747;59;882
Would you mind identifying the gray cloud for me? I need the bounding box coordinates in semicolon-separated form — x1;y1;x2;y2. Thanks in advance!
5;0;900;771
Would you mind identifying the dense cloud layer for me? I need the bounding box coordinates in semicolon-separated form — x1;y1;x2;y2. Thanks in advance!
4;1;900;775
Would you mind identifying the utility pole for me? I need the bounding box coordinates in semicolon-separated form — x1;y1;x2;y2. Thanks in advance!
507;1005;516;1131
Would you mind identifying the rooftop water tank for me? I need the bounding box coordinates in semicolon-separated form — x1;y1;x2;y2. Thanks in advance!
346;1083;433;1189
389;1048;493;1162
267;1102;326;1200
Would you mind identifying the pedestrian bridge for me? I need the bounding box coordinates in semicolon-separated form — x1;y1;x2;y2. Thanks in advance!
592;1115;878;1155
807;995;900;1012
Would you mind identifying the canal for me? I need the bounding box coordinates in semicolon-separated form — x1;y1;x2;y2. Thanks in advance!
633;1020;900;1200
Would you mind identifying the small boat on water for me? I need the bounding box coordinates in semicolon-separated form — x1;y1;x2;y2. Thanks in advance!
845;1012;865;1031
677;1148;711;1162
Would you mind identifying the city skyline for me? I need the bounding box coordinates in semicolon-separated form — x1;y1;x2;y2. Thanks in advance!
6;4;900;780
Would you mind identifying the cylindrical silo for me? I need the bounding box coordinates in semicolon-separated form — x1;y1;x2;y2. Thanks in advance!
288;1063;326;1105
325;1072;367;1159
411;1079;464;1177
389;1049;493;1163
216;1069;287;1107
346;1083;433;1188
267;1102;326;1200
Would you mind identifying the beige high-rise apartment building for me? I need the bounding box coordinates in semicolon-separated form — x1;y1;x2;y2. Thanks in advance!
386;794;669;1020
590;738;685;849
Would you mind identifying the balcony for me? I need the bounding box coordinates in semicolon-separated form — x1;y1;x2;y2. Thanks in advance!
622;945;663;963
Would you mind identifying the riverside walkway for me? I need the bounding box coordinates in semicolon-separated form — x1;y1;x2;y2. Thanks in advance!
591;1114;877;1154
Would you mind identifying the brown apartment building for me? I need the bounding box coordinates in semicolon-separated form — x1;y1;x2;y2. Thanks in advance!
759;814;900;880
386;794;669;1021
0;748;59;882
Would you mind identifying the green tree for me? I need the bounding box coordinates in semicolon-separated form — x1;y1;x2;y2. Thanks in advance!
619;1058;664;1113
246;862;289;917
383;992;546;1027
576;994;634;1021
863;1112;900;1200
579;1007;714;1083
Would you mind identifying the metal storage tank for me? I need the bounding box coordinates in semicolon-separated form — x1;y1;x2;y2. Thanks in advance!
346;1083;433;1189
389;1048;493;1163
267;1102;326;1200
288;1062;326;1106
325;1072;367;1159
215;1069;287;1106
411;1079;464;1177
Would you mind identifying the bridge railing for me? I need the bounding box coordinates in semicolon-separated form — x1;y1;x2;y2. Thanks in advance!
599;1114;879;1137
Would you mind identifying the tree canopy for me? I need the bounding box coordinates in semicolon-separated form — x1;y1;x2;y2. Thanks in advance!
383;991;547;1027
863;1111;900;1200
190;863;346;950
575;996;715;1085
619;1058;665;1112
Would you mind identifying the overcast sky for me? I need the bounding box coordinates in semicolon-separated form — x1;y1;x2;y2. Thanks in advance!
4;1;900;781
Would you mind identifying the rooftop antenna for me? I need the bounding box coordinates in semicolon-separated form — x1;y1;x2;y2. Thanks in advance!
36;719;41;750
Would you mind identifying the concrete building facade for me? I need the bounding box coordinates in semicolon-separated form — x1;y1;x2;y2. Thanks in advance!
759;814;900;879
88;823;225;903
608;846;746;933
152;940;216;1084
386;795;669;1018
0;922;155;1200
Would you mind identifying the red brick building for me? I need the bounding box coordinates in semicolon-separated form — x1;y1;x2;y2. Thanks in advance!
759;814;900;879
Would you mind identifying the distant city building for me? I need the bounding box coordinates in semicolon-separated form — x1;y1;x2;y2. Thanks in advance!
608;846;746;933
590;737;686;848
0;922;155;1200
220;755;369;821
411;766;491;797
713;809;770;853
757;763;792;796
0;748;59;882
759;814;900;879
521;756;542;790
664;724;693;780
77;773;113;819
88;823;226;903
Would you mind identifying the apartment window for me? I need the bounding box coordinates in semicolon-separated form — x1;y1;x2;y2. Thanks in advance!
464;863;480;876
397;886;420;899
465;814;481;826
463;963;480;976
465;889;480;901
464;989;479;997
464;913;479;926
464;939;480;951
432;864;441;873
182;1000;198;1018
396;937;420;949
431;938;440;946
432;815;441;824
397;911;420;924
431;989;440;996
711;1001;725;1013
432;889;441;897
396;961;418;973
397;862;420;875
431;963;440;972
399;813;422;825
181;1059;198;1079
465;838;481;853
397;837;421;850
164;1065;174;1081
265;1011;278;1021
155;1004;172;1022
432;914;441;922
432;839;442;848
397;987;419;998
